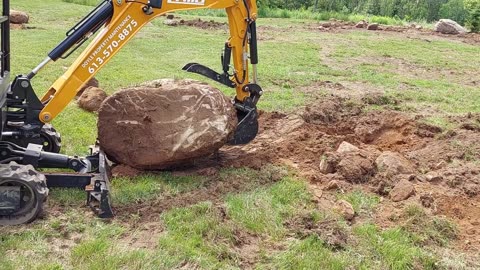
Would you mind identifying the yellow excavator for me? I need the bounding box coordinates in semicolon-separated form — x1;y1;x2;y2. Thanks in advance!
0;0;262;225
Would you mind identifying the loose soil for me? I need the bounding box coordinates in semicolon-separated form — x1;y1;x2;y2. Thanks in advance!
115;92;480;254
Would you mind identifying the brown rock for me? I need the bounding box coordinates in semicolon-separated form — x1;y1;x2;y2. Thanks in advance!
98;79;237;169
320;22;332;28
367;23;379;30
355;20;367;28
337;200;355;221
319;154;339;174
390;179;415;202
10;10;29;24
324;180;340;190
336;141;359;153
420;194;434;208
376;151;416;176
337;152;375;183
77;77;99;98
111;164;141;178
426;173;444;183
77;87;108;112
166;14;174;20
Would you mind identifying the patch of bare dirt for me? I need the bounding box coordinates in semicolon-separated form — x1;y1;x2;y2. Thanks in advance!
178;18;227;29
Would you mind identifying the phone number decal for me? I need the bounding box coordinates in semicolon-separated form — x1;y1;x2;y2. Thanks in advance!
82;15;138;74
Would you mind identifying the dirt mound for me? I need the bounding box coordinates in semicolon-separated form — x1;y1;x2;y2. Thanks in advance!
178;18;227;29
98;79;237;170
77;77;99;98
77;87;107;112
10;10;29;24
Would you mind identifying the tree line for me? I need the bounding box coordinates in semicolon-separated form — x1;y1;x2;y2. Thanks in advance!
257;0;480;30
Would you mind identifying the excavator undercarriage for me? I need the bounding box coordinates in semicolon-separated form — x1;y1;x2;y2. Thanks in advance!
0;0;261;225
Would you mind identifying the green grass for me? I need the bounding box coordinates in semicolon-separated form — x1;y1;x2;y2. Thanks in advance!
353;223;438;270
337;189;380;215
226;178;312;238
268;236;347;270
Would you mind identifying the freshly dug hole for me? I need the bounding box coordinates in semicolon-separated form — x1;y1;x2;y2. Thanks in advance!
98;79;237;169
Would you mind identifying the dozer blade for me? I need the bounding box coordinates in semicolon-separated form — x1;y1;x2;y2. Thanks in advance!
183;63;236;88
229;108;259;145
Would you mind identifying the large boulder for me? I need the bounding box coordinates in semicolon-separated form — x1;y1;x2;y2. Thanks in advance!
10;10;29;24
98;79;237;169
434;19;467;35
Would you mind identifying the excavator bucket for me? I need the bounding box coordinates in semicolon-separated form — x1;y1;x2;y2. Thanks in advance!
229;107;259;145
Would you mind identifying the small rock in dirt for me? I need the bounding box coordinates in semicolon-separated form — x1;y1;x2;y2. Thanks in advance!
372;180;389;196
337;200;355;221
324;180;340;190
425;173;444;183
336;141;360;153
390;179;415;202
376;151;416;176
77;87;108;112
98;79;237;169
337;152;375;183
111;164;141;178
319;153;339;174
10;10;29;24
355;20;367;28
166;14;174;19
463;183;479;197
434;19;467;35
367;23;379;30
420;194;435;208
164;19;178;26
77;77;99;98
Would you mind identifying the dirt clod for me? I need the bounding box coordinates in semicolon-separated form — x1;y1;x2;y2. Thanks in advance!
426;173;444;183
376;151;416;176
77;87;108;112
325;180;340;190
10;10;29;24
337;152;375;183
77;77;99;98
367;23;379;30
337;141;359;153
337;200;355;221
390;179;415;202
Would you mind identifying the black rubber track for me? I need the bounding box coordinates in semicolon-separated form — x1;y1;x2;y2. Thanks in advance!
0;163;48;225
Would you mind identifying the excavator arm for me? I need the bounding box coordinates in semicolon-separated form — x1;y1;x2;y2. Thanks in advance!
30;0;261;144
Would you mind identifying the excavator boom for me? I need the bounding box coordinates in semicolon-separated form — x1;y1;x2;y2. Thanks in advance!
31;0;260;130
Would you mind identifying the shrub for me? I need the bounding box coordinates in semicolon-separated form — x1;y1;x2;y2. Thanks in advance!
465;0;480;32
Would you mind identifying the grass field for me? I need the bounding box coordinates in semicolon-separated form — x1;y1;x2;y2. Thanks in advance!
2;0;480;269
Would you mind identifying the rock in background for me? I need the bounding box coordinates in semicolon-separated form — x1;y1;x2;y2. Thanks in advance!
434;19;467;35
98;79;237;169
